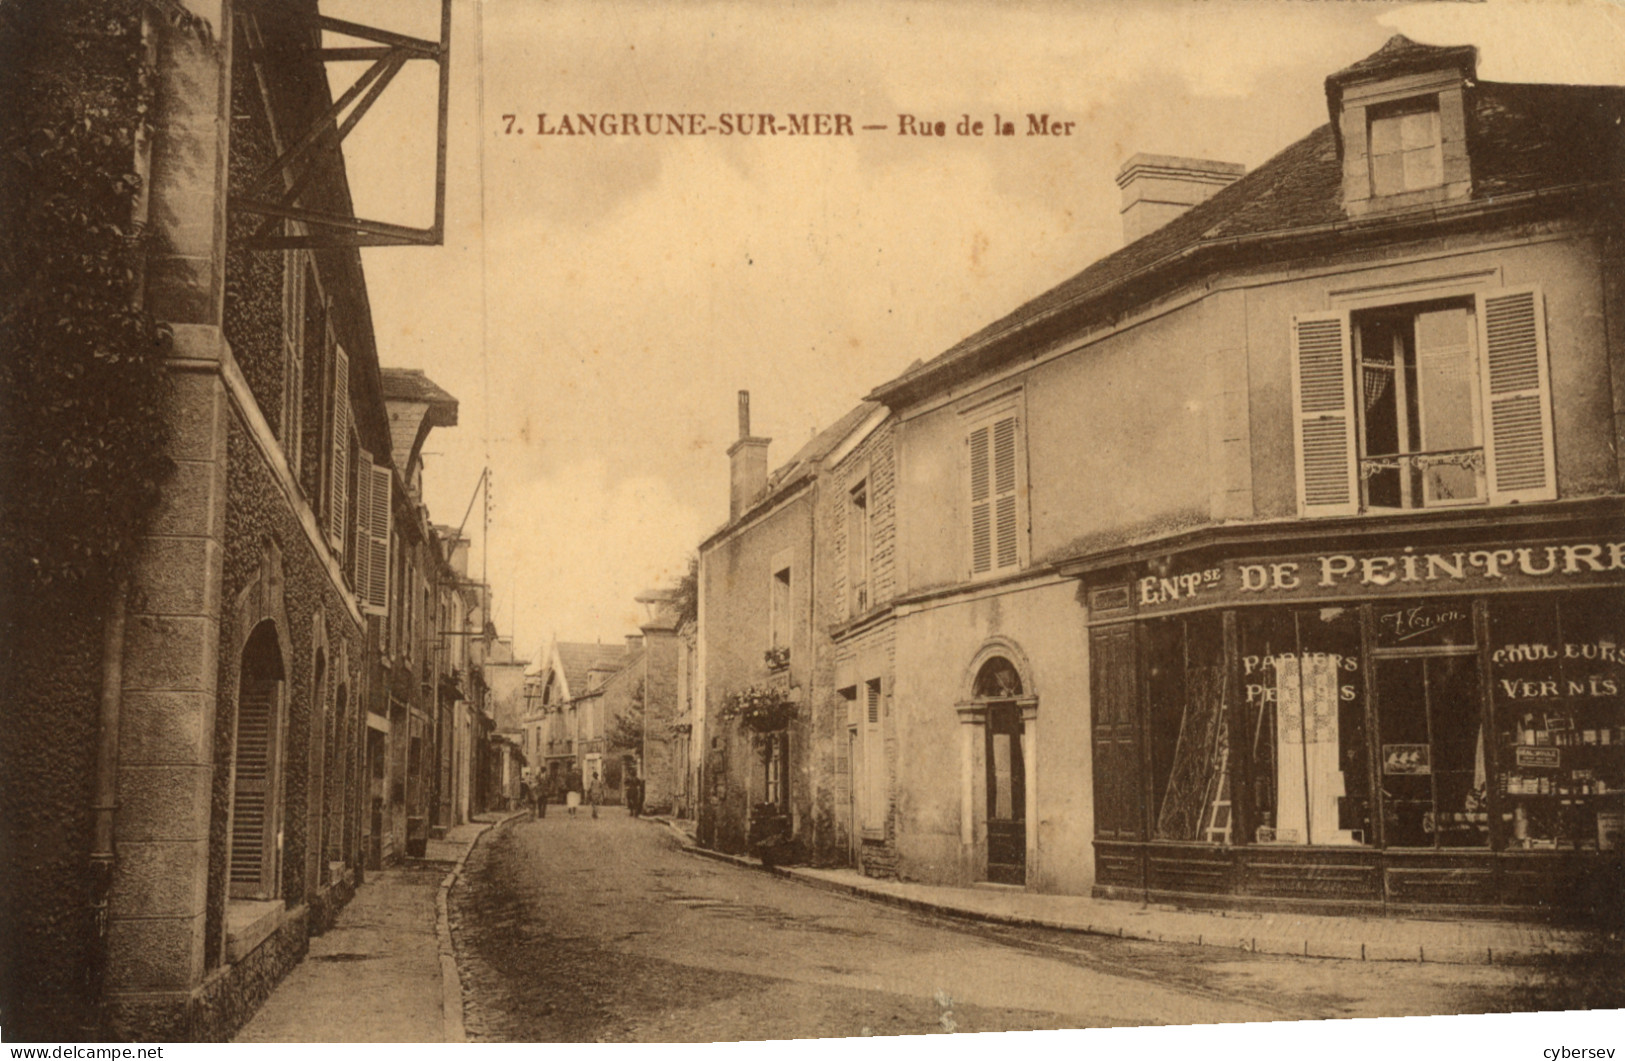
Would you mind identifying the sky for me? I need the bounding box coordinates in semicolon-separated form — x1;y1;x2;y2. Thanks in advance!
318;0;1625;664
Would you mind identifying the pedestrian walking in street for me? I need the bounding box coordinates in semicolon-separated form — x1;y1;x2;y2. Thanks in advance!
627;775;644;818
588;775;603;819
519;778;534;821
536;773;549;818
566;767;582;816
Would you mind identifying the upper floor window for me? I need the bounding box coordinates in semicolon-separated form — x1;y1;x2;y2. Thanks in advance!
769;562;792;654
1291;287;1555;517
1368;97;1442;196
848;479;870;615
966;404;1024;577
1356;301;1482;508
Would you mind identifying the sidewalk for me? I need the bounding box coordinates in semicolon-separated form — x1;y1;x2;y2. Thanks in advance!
235;813;517;1043
644;816;1614;966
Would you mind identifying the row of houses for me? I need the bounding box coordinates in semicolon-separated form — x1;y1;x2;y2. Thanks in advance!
688;37;1625;925
518;588;693;815
1;1;517;1040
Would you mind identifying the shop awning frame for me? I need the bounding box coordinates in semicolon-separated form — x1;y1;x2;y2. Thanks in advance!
231;0;452;250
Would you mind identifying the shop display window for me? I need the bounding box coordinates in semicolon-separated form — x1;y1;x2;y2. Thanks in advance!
1367;597;1487;848
1146;614;1227;842
1375;652;1487;848
1490;591;1624;852
1238;607;1370;846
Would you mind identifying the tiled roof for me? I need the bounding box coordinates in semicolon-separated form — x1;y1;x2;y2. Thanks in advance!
1325;35;1476;91
554;641;628;700
869;42;1624;406
380;368;459;426
763;400;884;495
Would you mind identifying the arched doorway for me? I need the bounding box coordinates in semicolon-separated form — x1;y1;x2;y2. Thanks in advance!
975;658;1026;885
957;643;1038;886
230;621;287;900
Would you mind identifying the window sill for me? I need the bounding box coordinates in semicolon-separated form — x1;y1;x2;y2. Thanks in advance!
225;898;286;964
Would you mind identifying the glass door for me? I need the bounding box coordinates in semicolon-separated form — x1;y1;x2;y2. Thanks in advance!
1375;652;1490;848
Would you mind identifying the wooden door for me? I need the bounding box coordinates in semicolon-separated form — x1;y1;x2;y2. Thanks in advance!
985;702;1026;884
1090;625;1143;841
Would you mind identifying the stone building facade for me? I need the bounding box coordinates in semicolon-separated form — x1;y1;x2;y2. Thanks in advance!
0;1;482;1039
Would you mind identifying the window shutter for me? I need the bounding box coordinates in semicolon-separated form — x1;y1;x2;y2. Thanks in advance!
1477;287;1556;504
969;425;992;574
363;462;392;613
992;415;1019;570
863;681;884;830
328;344;350;547
1290;311;1357;516
352;448;374;603
230;680;277;898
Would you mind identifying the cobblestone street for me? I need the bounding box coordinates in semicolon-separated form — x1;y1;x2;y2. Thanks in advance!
448;811;1624;1042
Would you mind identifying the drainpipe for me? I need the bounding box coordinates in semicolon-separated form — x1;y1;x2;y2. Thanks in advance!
88;574;129;1030
90;12;158;1029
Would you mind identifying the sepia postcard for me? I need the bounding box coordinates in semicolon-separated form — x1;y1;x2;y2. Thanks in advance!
1;0;1622;1051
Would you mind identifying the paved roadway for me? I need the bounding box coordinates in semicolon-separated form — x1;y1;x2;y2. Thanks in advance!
448;808;1621;1042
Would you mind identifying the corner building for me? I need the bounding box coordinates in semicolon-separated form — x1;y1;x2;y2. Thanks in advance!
864;37;1624;919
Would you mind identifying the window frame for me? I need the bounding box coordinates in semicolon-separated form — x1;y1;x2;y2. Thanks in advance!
1291;285;1554;518
848;476;871;617
962;393;1028;580
1366;96;1444;198
1352;298;1487;512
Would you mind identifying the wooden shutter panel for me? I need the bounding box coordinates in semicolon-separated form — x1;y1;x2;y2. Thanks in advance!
363;462;392;613
969;425;992;574
992;415;1019;570
1290;311;1357;516
863;681;884;829
328;345;350;547
1090;625;1142;842
1478;287;1556;504
353;447;374;603
230;681;277;897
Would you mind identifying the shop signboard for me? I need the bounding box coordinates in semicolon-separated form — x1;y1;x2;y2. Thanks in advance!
1118;537;1625;616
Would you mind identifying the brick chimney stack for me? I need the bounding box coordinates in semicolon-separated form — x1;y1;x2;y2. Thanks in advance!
727;390;771;522
1116;153;1244;245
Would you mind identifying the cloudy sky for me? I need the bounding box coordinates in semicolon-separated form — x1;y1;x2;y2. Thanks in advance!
321;0;1625;662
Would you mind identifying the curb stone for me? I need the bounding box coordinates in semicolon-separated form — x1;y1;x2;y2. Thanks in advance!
436;812;525;1043
653;819;1611;967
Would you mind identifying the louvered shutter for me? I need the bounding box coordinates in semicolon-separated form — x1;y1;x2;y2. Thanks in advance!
230;681;278;898
863;680;884;829
353;448;374;602
1290;311;1358;516
362;462;392;613
969;425;992;574
328;345;351;547
1477;287;1556;504
992;415;1019;570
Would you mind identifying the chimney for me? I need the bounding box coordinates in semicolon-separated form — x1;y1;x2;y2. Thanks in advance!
727;390;771;522
1115;153;1244;245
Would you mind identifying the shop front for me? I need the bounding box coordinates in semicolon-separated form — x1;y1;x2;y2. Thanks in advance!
1078;518;1624;922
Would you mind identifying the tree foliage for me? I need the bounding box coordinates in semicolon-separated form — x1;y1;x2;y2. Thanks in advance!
606;678;645;752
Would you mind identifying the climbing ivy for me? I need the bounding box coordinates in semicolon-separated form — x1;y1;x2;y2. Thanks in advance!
0;0;201;592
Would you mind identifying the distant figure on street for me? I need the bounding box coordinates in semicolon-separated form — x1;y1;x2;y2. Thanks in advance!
518;778;533;820
627;775;644;818
566;768;582;816
587;775;603;820
535;773;548;818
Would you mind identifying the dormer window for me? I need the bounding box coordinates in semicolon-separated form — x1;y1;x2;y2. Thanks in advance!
1326;36;1476;217
1368;98;1443;196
